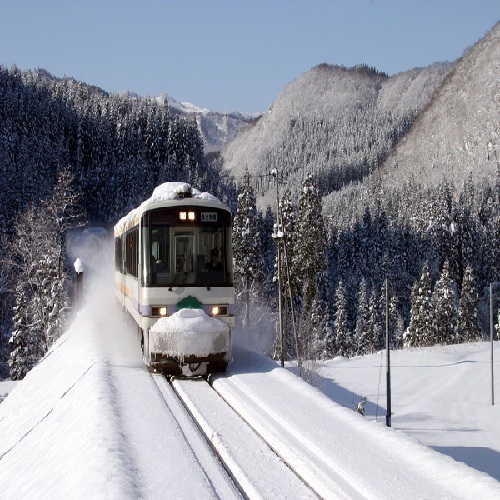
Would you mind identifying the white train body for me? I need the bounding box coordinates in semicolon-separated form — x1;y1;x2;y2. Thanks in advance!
114;182;235;375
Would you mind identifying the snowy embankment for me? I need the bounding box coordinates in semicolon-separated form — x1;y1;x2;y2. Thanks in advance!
2;306;500;499
212;350;500;499
1;260;500;498
0;302;236;499
316;343;500;482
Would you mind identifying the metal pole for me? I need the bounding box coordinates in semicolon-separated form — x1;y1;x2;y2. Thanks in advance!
282;237;301;373
74;258;84;312
277;231;284;367
491;283;495;406
386;277;392;427
273;171;284;367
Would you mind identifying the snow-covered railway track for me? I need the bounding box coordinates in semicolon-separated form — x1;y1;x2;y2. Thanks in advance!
151;374;242;499
154;374;318;499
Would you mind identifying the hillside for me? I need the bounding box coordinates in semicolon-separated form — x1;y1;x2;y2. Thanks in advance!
377;22;499;190
322;22;499;226
221;61;450;210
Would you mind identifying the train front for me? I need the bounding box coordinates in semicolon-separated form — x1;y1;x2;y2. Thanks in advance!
137;185;235;376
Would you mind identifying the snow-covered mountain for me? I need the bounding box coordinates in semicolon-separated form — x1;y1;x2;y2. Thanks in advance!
220;22;499;213
376;21;499;189
153;93;261;154
220;61;451;209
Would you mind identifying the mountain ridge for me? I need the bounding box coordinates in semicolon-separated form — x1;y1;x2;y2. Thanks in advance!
220;60;452;210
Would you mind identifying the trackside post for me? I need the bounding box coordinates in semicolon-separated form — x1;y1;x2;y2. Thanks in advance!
74;258;84;311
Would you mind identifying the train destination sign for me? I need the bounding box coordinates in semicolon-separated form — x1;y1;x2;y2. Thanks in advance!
201;212;218;222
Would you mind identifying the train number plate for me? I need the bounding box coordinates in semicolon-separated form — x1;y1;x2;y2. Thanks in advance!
201;212;218;222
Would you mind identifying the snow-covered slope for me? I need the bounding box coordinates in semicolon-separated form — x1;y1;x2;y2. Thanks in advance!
1;252;500;498
377;21;500;190
220;62;450;209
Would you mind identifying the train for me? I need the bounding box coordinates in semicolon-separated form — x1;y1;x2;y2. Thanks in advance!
114;182;235;376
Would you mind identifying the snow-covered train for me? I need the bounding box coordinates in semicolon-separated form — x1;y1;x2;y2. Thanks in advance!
114;182;235;376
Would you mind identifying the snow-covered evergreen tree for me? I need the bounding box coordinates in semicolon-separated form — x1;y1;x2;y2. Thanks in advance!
291;174;328;359
456;265;482;342
433;260;457;345
232;169;264;327
334;281;352;357
292;174;327;311
9;286;46;380
8;205;48;379
404;263;435;348
368;286;383;351
389;295;405;349
354;278;371;355
8;170;83;379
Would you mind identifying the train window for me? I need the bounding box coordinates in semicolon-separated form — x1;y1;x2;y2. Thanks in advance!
150;227;170;285
175;233;194;272
115;236;122;272
125;227;139;277
143;207;232;287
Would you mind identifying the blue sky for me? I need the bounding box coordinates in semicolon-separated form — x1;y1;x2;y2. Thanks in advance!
0;0;498;113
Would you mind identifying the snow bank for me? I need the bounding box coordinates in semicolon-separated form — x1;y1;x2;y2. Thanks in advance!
150;308;230;357
0;309;138;499
0;298;234;498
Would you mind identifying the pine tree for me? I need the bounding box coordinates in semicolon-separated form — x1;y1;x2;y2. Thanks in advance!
368;287;383;351
404;262;435;348
456;265;482;342
389;295;405;349
434;260;457;345
354;278;371;355
291;174;328;358
334;281;352;357
9;287;46;380
232;169;264;327
292;174;327;312
8;205;48;379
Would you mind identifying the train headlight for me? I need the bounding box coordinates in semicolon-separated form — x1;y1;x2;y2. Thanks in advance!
151;306;168;317
211;305;228;316
179;211;196;222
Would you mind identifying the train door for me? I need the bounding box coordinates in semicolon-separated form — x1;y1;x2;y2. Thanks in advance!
174;232;196;285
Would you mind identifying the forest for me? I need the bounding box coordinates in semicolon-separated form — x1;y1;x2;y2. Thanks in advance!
222;28;499;369
0;66;234;377
0;62;498;380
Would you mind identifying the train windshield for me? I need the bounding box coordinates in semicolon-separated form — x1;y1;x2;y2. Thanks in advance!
142;207;232;287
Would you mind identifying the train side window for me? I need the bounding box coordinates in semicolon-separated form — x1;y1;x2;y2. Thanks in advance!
125;227;139;277
115;236;123;272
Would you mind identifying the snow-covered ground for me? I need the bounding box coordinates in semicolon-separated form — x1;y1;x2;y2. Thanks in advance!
1;244;500;498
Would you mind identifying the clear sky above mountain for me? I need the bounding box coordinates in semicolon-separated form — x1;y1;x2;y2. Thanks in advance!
0;0;498;113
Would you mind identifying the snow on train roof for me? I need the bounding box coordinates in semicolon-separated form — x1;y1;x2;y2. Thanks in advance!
114;182;223;235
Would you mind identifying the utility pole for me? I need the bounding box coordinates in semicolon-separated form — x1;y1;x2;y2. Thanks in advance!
491;283;495;406
272;169;284;367
385;277;392;427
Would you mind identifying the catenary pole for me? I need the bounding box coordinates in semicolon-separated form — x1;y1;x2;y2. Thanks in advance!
272;170;284;367
386;277;392;427
491;283;495;406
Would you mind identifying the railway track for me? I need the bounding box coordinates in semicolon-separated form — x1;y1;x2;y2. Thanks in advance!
152;373;318;499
